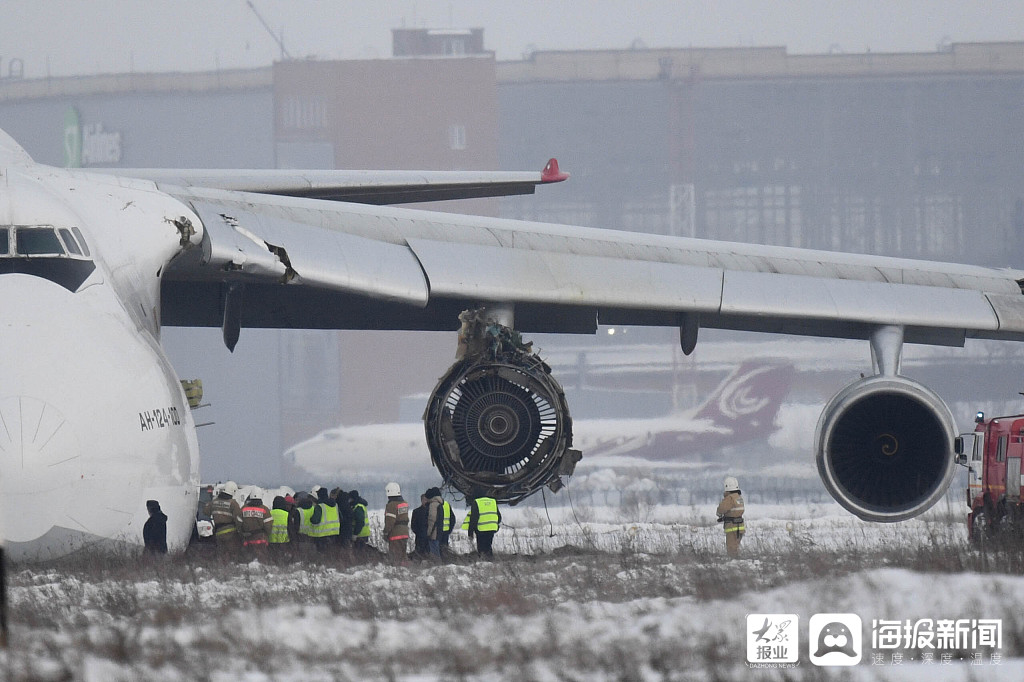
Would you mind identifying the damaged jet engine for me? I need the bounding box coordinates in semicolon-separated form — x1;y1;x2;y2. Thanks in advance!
424;309;582;504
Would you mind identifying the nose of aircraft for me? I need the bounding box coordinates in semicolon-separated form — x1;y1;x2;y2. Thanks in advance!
0;275;140;551
0;396;83;541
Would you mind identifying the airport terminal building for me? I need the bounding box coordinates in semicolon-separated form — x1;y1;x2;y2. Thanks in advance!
498;42;1024;268
2;36;1023;480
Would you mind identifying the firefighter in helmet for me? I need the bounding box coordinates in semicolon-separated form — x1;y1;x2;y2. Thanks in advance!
206;480;243;552
383;482;410;564
716;476;745;558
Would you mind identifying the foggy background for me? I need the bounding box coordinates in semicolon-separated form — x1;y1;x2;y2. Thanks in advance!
2;1;1022;78
2;2;1024;490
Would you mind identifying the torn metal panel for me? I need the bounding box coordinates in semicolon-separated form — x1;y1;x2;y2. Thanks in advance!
187;200;429;306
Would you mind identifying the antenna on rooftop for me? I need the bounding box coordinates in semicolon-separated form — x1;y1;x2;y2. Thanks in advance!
247;0;291;61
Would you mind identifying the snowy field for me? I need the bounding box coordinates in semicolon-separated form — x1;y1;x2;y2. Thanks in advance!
3;501;1024;681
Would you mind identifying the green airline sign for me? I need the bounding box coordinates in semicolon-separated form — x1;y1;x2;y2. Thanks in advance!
63;107;82;168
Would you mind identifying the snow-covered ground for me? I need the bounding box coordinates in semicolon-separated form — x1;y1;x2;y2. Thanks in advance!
3;502;1023;681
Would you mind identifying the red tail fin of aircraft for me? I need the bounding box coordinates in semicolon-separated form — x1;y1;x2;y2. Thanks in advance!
691;362;795;439
577;361;795;463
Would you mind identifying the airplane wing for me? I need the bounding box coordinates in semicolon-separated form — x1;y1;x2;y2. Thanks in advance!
138;158;1024;517
100;158;569;205
156;178;1024;349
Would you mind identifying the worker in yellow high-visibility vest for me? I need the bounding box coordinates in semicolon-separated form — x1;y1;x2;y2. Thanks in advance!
439;496;455;558
461;489;501;558
348;490;371;550
311;486;341;553
269;495;292;551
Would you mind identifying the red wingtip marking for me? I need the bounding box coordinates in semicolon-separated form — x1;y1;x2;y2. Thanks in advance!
541;158;570;183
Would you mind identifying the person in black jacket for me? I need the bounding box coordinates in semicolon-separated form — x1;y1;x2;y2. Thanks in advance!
410;493;430;559
143;499;167;554
331;487;354;549
348;490;371;551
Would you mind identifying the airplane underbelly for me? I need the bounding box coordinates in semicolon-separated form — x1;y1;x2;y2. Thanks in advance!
0;276;199;559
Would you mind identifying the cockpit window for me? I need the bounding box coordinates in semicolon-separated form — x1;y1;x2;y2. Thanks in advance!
72;227;91;257
58;228;83;256
0;225;90;259
16;227;64;255
0;224;96;292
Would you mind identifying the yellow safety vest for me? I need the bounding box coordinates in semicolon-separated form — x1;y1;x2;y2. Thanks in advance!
269;508;290;543
311;502;340;538
297;505;315;536
476;497;499;531
462;497;499;532
442;501;453;532
354;503;371;538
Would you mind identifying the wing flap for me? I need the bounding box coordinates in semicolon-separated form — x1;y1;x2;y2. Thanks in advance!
720;270;1000;331
983;293;1024;334
407;238;725;310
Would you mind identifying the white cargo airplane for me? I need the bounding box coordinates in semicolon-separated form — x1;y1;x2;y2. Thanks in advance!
3;124;1024;558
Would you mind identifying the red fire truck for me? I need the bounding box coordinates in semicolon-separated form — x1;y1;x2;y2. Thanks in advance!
956;411;1024;544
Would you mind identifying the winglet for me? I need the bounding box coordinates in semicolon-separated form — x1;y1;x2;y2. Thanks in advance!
541;158;570;183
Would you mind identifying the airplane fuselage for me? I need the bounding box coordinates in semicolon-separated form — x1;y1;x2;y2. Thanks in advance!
0;159;202;559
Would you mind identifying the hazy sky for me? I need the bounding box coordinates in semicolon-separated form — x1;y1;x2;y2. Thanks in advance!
2;1;1023;79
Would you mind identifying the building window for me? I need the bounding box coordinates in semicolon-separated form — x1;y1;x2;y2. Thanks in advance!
282;97;327;131
448;124;466;150
446;38;465;56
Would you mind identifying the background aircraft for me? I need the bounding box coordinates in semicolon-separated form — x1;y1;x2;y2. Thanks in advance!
283;361;793;488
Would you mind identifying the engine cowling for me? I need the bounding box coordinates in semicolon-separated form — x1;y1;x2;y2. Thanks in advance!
815;375;957;522
424;354;581;505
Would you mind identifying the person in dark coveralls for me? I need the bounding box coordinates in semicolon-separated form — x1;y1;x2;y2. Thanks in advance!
331;488;355;550
410;493;430;558
425;487;445;559
143;499;167;554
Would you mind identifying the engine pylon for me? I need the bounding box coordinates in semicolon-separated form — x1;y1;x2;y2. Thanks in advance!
424;309;581;504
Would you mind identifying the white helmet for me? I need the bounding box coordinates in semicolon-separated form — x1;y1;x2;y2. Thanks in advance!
385;482;401;496
223;481;239;496
248;487;264;502
723;476;739;493
311;484;323;497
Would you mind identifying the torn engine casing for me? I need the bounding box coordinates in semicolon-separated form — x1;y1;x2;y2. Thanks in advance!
423;321;581;505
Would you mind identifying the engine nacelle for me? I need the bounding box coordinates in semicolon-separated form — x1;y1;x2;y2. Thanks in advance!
815;375;957;522
424;354;581;505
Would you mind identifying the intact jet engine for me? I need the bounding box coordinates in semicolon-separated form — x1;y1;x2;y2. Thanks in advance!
424;309;581;504
814;373;958;522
